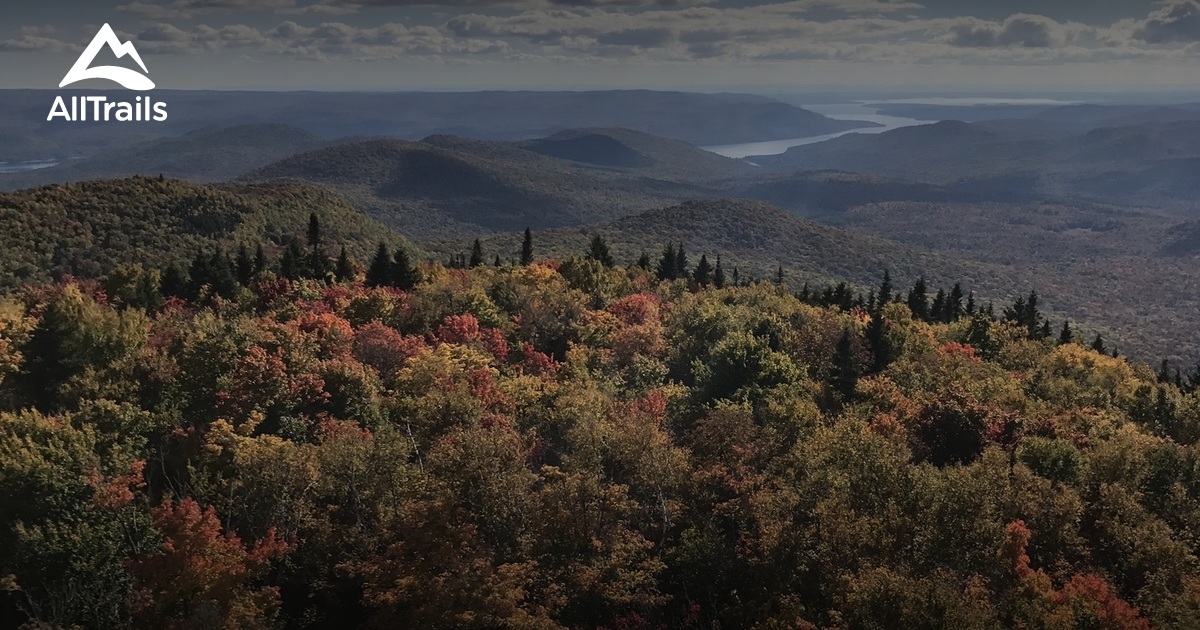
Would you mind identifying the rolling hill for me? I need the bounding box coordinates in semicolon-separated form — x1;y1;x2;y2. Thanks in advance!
0;124;329;191
0;177;408;288
242;136;716;239
750;118;1200;205
518;127;756;182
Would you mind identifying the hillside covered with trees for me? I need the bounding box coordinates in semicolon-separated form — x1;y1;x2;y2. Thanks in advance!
3;228;1200;628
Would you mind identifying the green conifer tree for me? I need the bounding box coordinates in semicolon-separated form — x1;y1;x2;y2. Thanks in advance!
393;247;421;291
712;255;726;289
693;254;713;287
469;239;484;269
585;235;614;268
366;242;392;288
907;278;929;321
335;245;354;282
520;228;534;266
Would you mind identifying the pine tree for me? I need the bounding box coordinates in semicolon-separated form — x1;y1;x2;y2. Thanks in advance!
520;228;534;266
675;243;689;278
393;247;421;291
732;266;740;286
1059;320;1073;345
693;254;713;287
1091;333;1106;355
335;245;354;282
469;239;484;268
1039;320;1052;340
279;240;304;281
186;251;211;299
161;263;187;298
712;255;726;289
966;291;976;315
366;242;392;288
306;213;329;278
931;288;947;323
307;213;322;250
235;244;254;286
877;270;893;309
253;243;267;276
948;283;965;321
586;235;614;268
657;243;677;281
21;298;74;412
907;278;929;321
830;329;859;402
866;312;891;373
775;264;785;286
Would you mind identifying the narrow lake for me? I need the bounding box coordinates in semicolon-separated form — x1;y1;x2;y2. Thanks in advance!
703;102;935;159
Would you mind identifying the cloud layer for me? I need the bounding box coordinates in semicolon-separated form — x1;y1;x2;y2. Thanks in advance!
7;0;1200;67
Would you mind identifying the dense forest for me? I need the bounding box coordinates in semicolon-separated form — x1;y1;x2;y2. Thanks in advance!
4;223;1200;629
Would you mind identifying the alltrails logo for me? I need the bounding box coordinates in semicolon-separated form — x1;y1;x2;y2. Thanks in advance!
47;24;167;122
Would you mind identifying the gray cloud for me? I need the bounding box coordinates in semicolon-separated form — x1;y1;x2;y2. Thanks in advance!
1131;1;1200;44
948;14;1064;48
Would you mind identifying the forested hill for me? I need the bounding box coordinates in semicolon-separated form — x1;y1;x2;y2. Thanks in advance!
2;247;1200;628
0;177;408;288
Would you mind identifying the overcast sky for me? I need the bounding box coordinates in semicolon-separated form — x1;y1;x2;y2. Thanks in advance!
5;0;1200;91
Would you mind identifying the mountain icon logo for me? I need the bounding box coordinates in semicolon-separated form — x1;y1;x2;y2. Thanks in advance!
59;24;154;91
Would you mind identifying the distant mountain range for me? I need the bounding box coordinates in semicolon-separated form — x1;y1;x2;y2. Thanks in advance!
0;89;875;162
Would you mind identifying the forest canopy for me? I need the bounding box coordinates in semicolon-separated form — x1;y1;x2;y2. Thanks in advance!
1;236;1199;629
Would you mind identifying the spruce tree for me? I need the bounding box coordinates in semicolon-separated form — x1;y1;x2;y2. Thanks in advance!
713;255;726;289
966;291;976;315
907;278;929;321
931;288;947;323
494;255;502;267
280;240;304;281
366;242;392;288
675;243;689;278
830;329;859;402
732;266;740;286
776;264;785;286
657;243;677;281
1039;320;1052;340
235;244;254;286
306;213;329;278
1091;333;1106;355
520;228;534;266
636;253;651;270
948;283;964;321
307;213;322;250
866;312;891;373
186;251;211;299
335;246;354;282
469;239;484;268
586;235;614;268
693;254;713;287
1059;320;1073;345
877;270;893;309
393;247;421;291
160;263;187;298
210;249;238;298
253;243;267;276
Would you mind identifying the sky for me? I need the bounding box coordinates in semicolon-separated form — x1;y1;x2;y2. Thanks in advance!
5;0;1200;91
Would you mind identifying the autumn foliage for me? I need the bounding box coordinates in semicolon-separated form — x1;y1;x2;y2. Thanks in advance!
1;257;1196;629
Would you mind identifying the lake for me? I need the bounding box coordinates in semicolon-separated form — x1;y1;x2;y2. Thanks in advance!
702;102;935;159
